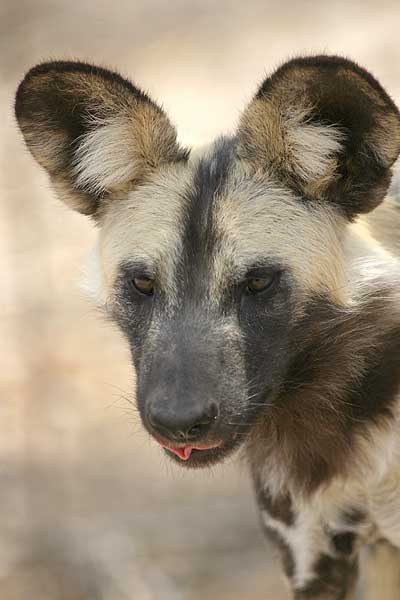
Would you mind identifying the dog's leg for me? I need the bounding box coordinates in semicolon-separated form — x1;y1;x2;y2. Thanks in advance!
359;541;400;600
255;483;359;599
264;523;359;600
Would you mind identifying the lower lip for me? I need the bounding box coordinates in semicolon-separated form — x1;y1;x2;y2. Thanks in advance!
161;442;222;461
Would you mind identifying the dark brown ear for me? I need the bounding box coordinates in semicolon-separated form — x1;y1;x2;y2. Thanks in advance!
15;61;188;216
237;55;400;219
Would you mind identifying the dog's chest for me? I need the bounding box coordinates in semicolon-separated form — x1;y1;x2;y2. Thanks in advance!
257;443;400;560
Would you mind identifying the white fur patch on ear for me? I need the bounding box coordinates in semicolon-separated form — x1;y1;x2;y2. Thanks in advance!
237;99;344;191
73;102;184;197
74;115;142;195
285;108;344;182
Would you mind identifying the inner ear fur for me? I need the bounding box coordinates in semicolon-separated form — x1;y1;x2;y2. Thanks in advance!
237;55;400;219
15;61;188;216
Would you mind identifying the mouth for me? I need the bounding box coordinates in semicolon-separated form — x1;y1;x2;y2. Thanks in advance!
161;441;222;461
146;413;256;469
155;435;242;468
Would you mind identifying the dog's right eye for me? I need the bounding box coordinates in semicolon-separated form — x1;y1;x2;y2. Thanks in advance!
243;269;280;297
132;277;155;296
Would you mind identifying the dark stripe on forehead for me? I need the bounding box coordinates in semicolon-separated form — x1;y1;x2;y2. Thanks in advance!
178;137;235;297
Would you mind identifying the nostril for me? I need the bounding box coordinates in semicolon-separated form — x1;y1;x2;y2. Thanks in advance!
187;424;203;438
186;406;218;440
147;399;220;442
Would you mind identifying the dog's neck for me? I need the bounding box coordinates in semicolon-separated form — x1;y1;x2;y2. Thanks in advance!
247;282;400;498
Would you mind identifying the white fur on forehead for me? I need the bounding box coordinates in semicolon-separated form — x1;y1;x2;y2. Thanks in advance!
213;173;348;301
97;162;193;297
83;141;348;306
82;145;220;306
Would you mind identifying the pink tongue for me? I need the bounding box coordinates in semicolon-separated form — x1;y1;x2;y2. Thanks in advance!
165;445;193;460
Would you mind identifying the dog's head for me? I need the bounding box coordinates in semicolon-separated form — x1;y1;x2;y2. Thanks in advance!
16;56;400;469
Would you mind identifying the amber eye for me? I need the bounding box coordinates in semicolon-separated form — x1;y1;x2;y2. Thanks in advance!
245;274;276;295
132;277;155;296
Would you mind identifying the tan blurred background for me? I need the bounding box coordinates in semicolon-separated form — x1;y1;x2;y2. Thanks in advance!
1;1;400;598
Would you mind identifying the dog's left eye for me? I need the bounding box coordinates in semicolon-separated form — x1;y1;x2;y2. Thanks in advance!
132;277;155;296
244;271;278;295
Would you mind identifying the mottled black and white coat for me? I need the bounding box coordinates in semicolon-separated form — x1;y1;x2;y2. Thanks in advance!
15;55;400;598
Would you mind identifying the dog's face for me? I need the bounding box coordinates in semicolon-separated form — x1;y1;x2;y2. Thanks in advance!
16;57;400;468
98;142;348;467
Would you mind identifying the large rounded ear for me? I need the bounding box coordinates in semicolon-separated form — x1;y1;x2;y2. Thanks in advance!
15;61;188;217
237;55;400;219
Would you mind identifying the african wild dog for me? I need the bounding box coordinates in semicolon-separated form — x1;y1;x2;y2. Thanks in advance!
15;55;400;598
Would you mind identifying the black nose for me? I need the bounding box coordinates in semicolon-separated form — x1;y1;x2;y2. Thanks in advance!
147;400;218;442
